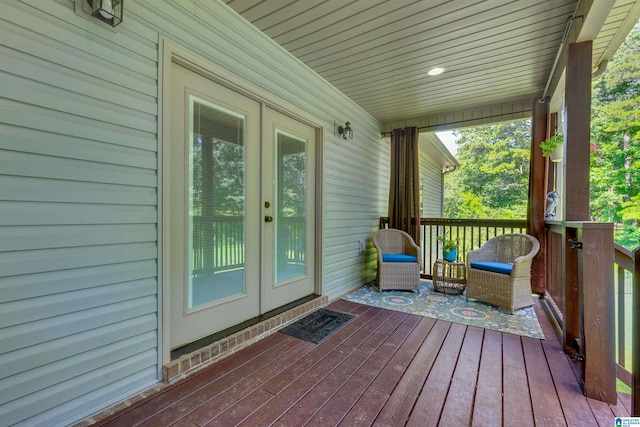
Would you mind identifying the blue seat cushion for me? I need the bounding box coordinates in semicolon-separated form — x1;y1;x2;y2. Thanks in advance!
382;254;417;263
470;261;513;275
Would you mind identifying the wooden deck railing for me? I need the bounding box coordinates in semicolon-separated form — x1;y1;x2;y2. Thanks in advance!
614;245;635;387
379;217;527;277
379;217;637;413
545;222;639;413
612;244;640;415
191;215;305;275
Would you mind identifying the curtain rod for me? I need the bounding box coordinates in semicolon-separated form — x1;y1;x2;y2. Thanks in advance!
542;0;583;99
380;126;426;137
380;108;532;137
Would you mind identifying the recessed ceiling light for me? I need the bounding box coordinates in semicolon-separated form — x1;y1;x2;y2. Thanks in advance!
428;67;446;76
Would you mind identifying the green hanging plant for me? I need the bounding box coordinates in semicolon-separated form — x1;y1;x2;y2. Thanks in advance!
539;134;564;157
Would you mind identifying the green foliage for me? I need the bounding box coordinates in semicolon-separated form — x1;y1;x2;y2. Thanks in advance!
191;134;307;218
539;134;563;157
443;22;640;251
620;194;640;220
590;21;640;249
444;120;531;219
191;136;246;217
616;224;640;249
436;234;458;251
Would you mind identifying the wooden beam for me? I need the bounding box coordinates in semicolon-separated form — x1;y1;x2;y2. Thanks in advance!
563;41;592;221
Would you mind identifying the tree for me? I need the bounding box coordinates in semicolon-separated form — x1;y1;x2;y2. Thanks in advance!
591;21;640;249
444;119;531;219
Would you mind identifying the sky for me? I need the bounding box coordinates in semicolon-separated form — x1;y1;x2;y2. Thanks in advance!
436;130;459;156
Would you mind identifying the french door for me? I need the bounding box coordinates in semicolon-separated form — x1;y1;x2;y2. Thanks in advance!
168;62;316;350
261;108;316;313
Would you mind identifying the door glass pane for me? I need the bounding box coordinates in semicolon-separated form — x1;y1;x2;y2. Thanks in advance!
189;96;245;309
275;130;307;283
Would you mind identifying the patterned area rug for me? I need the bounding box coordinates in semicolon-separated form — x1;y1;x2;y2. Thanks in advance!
342;281;544;339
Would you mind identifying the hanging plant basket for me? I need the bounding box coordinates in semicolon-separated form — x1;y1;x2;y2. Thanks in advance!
540;134;563;162
550;142;564;162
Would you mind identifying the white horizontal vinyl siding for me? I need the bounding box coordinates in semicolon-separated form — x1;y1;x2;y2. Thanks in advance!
420;149;444;264
420;150;444;217
323;134;389;295
1;0;386;424
1;0;159;425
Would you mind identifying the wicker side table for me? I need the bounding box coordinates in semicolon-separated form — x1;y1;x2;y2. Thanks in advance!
432;259;467;295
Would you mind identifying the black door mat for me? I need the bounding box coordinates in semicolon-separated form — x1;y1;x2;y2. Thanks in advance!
279;309;356;344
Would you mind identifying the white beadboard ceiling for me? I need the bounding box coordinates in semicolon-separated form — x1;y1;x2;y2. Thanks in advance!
225;0;640;125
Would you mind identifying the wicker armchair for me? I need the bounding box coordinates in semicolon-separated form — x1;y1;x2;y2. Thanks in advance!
466;233;540;313
372;229;422;292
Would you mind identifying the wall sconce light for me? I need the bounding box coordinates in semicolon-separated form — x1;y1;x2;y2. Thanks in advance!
337;121;354;140
88;0;124;27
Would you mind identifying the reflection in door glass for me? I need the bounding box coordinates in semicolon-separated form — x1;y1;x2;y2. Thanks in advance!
275;130;307;283
188;96;245;309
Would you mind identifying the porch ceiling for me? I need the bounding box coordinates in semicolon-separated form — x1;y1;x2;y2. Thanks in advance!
225;0;640;127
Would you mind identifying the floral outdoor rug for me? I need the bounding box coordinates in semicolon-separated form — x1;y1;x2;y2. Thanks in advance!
342;281;544;339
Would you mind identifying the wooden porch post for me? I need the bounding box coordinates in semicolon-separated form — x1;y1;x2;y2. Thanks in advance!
528;97;548;294
563;41;592;221
577;223;616;404
562;41;592;356
561;40;616;405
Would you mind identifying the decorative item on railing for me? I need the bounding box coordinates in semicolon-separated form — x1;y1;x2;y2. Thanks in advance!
545;190;559;220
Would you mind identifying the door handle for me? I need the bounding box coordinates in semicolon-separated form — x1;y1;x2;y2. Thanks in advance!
265;215;273;223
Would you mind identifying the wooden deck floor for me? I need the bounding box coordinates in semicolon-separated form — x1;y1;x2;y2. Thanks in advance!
93;298;631;426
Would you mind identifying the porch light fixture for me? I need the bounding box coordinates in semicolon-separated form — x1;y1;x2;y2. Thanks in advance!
338;121;354;140
427;67;445;76
87;0;124;27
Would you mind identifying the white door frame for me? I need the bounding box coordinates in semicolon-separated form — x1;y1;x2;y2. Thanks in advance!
159;40;324;365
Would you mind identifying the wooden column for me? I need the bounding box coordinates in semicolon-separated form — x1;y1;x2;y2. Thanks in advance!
576;222;616;404
528;97;549;294
563;41;592;221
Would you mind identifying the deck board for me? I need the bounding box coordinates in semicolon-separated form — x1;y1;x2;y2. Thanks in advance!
338;316;435;426
273;311;409;426
239;307;392;426
541;328;598;426
374;319;449;426
305;312;413;426
406;321;466;427
472;329;503;427
439;326;484;425
175;338;317;425
502;333;535;427
93;298;628;427
523;336;568;426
